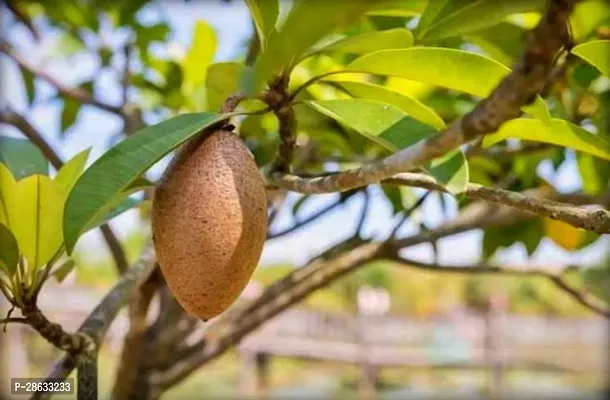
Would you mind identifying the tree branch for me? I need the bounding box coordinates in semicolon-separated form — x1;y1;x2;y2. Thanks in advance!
0;41;123;116
390;256;609;319
385;172;610;234
33;247;156;400
549;276;610;318
149;193;542;391
266;198;344;240
268;0;576;193
0;107;130;274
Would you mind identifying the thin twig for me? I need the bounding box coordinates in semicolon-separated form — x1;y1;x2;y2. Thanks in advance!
385;173;610;234
549;276;610;318
0;41;123;115
266;198;345;240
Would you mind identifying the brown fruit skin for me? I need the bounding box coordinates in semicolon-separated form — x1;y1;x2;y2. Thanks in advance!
152;129;267;320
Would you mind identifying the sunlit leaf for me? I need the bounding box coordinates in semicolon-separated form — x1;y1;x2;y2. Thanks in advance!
13;175;65;269
206;62;246;112
417;0;544;41
245;0;279;50
0;163;16;227
0;223;19;277
55;149;90;195
311;28;414;56
182;20;217;93
483;119;610;161
571;40;610;77
326;80;446;130
570;0;610;41
306;99;469;193
246;0;378;95
347;47;551;121
367;0;426;17
0;136;48;179
63;112;226;253
577;153;610;195
543;218;587;251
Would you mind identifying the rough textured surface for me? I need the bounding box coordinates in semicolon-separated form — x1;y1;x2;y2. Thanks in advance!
152;130;267;320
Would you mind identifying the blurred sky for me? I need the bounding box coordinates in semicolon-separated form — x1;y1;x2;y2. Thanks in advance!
0;1;608;269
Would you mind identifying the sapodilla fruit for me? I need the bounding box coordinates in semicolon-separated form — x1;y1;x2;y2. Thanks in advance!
152;129;267;321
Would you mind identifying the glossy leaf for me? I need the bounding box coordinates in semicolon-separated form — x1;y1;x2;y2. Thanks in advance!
13;175;65;269
307;99;469;193
246;0;377;95
245;0;279;50
63;112;226;253
571;40;610;77
418;0;544;41
0;223;19;277
327;80;446;130
483;119;610;161
182;20;217;93
349;47;512;97
55;149;91;195
206;62;246;112
0;136;48;179
347;47;551;121
312;28;414;55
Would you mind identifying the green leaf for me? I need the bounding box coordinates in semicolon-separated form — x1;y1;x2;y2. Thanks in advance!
13;175;65;269
327;80;446;130
0;136;48;179
63;112;226;253
206;62;246;112
571;40;610;77
306;99;469;194
246;0;377;95
52;259;75;282
19;66;36;105
381;184;403;214
347;47;549;121
467;22;525;66
418;0;545;41
61;97;82;133
182;20;217;93
367;0;426;17
55;149;91;195
425;149;469;195
349;47;510;97
49;31;86;58
0;223;19;277
245;0;279;50
576;152;610;195
312;28;414;55
482;119;610;161
0;163;16;227
570;0;610;42
88;196;143;232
